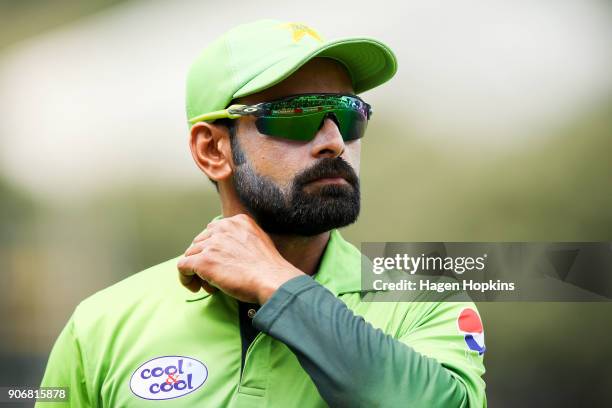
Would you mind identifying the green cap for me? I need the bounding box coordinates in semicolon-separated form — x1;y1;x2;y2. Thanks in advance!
185;19;397;124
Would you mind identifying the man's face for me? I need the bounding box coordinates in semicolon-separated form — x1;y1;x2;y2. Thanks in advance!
229;58;362;236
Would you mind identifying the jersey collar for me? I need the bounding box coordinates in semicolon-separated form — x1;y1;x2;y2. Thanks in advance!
312;228;363;296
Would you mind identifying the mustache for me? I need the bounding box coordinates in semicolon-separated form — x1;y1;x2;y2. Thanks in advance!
293;157;359;188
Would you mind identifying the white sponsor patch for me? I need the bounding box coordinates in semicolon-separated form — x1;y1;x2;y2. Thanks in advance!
130;356;208;400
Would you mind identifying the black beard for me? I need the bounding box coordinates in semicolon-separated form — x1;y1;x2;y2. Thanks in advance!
231;139;360;236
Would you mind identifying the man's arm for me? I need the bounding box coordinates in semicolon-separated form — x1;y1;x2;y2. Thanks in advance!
36;316;94;408
253;275;485;408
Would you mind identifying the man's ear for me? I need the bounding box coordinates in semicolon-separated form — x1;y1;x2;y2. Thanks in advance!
189;122;233;183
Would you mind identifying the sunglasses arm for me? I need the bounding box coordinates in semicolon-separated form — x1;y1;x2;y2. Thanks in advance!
188;104;248;124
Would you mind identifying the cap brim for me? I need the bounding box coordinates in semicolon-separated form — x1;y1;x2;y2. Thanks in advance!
233;37;397;98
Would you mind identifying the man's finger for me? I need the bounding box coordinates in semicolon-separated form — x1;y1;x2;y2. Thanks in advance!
177;256;201;280
192;228;213;244
177;256;193;273
201;280;218;294
184;241;205;256
178;270;201;293
178;256;211;293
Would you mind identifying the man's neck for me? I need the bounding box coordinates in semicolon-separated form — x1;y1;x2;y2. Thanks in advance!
221;202;330;276
267;231;331;276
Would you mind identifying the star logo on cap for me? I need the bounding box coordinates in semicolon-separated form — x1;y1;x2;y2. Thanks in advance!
280;23;324;43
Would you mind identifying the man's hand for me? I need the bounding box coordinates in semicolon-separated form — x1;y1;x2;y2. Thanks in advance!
177;214;304;304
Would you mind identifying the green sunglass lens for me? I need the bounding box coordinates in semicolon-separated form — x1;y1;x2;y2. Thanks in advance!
256;110;367;141
332;109;368;141
255;113;323;141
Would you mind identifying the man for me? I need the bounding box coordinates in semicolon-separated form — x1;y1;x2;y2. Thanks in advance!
38;20;486;407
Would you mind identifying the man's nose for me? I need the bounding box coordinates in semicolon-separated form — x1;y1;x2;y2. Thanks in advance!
311;114;345;158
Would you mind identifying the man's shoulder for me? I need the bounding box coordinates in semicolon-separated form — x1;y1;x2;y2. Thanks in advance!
71;256;185;331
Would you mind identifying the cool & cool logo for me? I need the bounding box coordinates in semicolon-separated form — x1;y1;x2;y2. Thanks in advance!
130;356;208;400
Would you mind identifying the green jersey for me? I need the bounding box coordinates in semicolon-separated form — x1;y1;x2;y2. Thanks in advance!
38;227;486;407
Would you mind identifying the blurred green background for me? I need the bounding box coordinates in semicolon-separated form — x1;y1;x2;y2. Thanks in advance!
1;0;611;406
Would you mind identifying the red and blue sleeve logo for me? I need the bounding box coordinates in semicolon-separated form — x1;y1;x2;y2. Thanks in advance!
457;308;486;355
